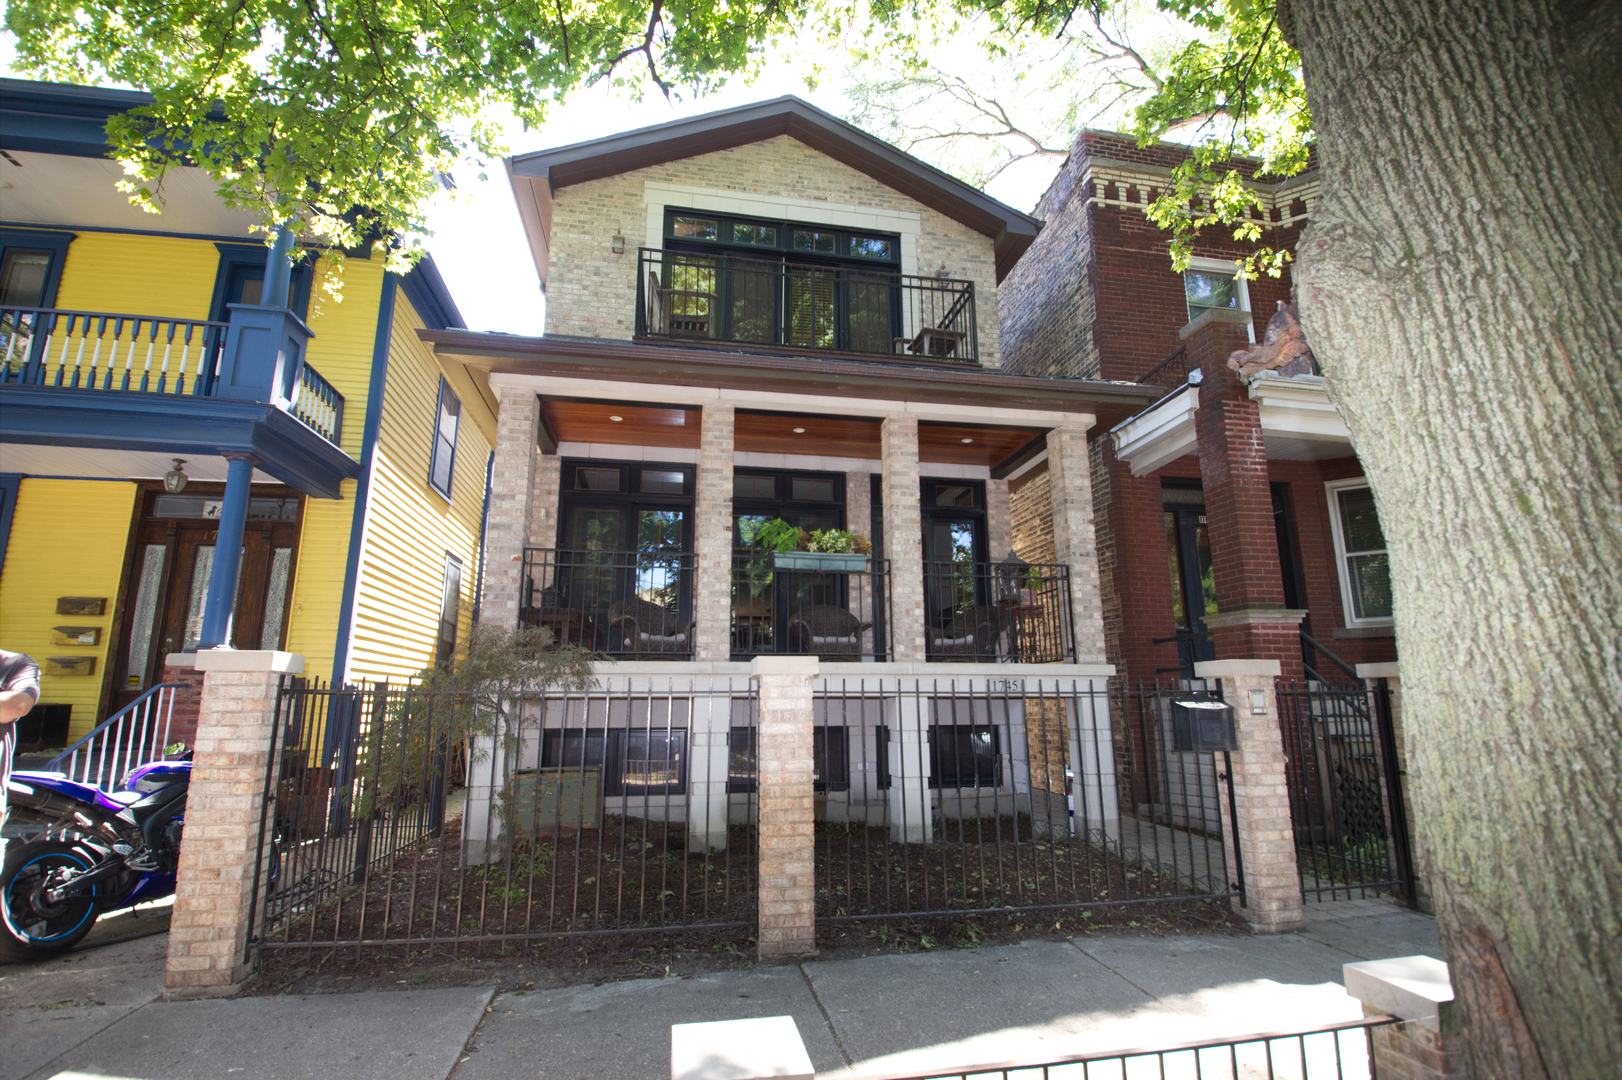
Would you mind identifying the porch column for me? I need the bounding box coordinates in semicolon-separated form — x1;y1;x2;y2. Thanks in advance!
529;456;561;549
881;415;925;661
986;477;1013;561
694;404;735;661
845;470;875;654
1046;424;1107;664
888;692;932;843
480;385;540;630
1189;314;1305;678
754;656;818;958
1195;658;1304;932
196;451;258;649
686;685;733;853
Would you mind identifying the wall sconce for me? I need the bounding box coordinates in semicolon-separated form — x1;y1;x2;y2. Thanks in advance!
935;261;951;279
610;231;626;255
1248;688;1268;715
164;458;189;494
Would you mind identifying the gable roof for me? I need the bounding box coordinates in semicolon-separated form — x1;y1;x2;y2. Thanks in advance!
509;96;1042;281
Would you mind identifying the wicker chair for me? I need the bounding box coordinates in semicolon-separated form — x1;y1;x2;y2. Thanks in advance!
606;597;695;658
927;607;1000;661
787;605;873;661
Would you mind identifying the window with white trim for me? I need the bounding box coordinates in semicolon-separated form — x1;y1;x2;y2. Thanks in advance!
1325;479;1393;625
428;377;460;498
1183;256;1254;342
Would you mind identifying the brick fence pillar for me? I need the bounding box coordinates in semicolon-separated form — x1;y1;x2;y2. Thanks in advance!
752;656;817;959
881;416;924;661
1047;423;1107;664
165;649;303;995
1194;657;1303;932
1345;956;1468;1078
480;384;540;630
695;404;736;661
1358;662;1430;912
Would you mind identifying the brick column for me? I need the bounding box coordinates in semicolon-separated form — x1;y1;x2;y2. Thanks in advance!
1358;662;1429;912
1194;658;1303;932
1188;314;1304;679
529;454;561;549
695;404;736;661
845;470;875;652
1344;956;1467;1079
881;416;925;661
753;656;817;958
165;649;303;995
985;477;1012;561
480;386;540;630
1046;423;1107;664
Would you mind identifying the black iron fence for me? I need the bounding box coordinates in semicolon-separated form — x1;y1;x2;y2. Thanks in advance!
522;547;697;659
922;562;1073;663
636;248;979;363
251;675;758;958
730;556;892;661
1275;679;1412;902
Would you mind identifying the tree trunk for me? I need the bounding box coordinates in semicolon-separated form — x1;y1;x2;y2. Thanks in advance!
1287;0;1622;1075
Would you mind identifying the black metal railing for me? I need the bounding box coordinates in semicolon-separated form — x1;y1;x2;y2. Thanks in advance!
636;248;979;363
730;554;892;661
1275;678;1410;901
522;547;698;659
2;306;227;396
922;562;1073;663
1139;344;1195;390
1152;626;1214;678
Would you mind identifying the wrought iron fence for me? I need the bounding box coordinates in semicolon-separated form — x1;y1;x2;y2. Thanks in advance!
804;676;1236;925
251;675;758;958
866;1014;1402;1080
636;248;979;363
730;556;892;661
1139;345;1194;391
1275;679;1410;901
521;547;698;659
1;306;228;395
44;683;182;787
922;562;1073;663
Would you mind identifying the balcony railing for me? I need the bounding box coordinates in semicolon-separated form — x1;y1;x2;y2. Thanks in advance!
730;554;892;661
1;305;345;445
923;562;1075;663
635;248;979;363
522;548;698;659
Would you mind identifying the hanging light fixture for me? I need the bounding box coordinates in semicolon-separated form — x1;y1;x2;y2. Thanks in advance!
163;458;189;494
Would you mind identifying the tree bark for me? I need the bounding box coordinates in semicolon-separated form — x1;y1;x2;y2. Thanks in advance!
1287;1;1622;1075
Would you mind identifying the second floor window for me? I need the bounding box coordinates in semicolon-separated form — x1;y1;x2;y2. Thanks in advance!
429;378;460;497
1182;257;1253;342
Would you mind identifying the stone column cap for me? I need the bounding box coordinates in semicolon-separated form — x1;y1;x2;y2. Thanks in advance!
1194;658;1281;679
193;649;305;674
1200;607;1307;629
1344;955;1457;1033
1356;662;1401;679
751;656;820;677
671;1015;813;1080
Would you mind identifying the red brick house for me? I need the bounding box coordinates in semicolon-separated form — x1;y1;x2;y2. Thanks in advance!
998;131;1398;685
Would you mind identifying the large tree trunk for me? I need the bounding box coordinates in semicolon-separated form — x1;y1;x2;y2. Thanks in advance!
1286;0;1621;1075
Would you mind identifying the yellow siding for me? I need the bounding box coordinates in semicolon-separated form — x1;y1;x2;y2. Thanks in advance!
52;232;219;320
0;480;138;741
345;287;490;683
302;259;386;460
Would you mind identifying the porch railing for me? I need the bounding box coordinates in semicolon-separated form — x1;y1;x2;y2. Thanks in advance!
2;306;227;396
922;562;1073;663
730;555;893;661
636;248;979;363
289;358;345;444
521;547;698;659
44;683;182;786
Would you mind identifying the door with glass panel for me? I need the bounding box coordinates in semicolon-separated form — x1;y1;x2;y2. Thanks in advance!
112;487;301;711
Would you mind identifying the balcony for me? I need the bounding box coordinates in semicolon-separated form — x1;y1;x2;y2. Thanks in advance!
1;306;344;445
635;248;979;364
520;548;1076;665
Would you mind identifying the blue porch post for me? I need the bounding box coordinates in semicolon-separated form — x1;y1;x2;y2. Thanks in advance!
197;451;259;649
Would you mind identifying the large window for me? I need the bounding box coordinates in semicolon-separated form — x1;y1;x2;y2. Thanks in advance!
429;378;461;498
1;229;74;378
436;553;462;665
1326;479;1393;625
540;728;688;796
1182;257;1254;342
929;724;1000;789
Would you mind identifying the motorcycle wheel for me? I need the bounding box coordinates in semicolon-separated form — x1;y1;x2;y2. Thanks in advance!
0;841;103;962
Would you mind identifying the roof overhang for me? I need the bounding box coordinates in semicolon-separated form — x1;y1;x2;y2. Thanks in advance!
1111;382;1200;476
508;97;1042;283
1248;372;1355;461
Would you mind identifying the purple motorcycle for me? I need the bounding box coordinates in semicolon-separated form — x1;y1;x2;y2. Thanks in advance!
1;757;191;961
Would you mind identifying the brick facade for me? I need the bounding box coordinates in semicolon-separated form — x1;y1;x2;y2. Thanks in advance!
157;660;207;749
881;416;926;661
694;404;736;661
480;386;540;630
753;656;818;958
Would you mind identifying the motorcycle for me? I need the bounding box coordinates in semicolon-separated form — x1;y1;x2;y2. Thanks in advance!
1;755;191;961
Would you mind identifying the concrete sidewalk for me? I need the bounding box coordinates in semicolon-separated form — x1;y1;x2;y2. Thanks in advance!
2;900;1440;1080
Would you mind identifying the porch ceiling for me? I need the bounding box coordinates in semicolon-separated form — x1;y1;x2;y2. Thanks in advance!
539;398;700;451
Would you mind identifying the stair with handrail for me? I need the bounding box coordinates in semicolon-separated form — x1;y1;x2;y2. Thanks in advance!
44;683;185;786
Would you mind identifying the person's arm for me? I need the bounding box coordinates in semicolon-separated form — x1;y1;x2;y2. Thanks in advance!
0;689;35;723
0;653;42;723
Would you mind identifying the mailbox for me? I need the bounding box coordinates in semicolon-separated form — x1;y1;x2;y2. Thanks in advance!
1171;692;1237;752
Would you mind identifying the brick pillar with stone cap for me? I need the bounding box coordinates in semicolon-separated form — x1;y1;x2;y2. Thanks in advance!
481;385;540;630
753;656;817;958
694;404;736;660
1047;423;1107;664
1345;956;1467;1079
1194;657;1303;933
881;416;925;661
164;650;303;994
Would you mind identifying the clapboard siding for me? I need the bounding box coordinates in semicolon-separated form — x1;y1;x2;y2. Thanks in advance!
52;232;219;320
0;479;138;740
345;286;489;683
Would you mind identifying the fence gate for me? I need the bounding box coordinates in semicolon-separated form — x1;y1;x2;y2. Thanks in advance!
249;676;759;960
1275;678;1415;902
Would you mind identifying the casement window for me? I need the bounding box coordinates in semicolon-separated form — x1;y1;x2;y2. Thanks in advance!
726;726;849;793
1325;479;1394;625
1183;256;1255;342
436;553;462;666
429;377;461;498
540;728;688;796
928;724;1000;789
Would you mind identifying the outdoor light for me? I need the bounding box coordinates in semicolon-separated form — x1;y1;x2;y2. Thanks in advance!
961;437;974;444
935;261;950;279
163;459;189;494
1248;688;1268;714
792;427;806;434
609;415;624;422
995;552;1030;602
610;231;626;254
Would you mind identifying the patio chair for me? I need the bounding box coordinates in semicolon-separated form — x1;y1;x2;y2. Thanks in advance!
927;607;1000;661
607;597;695;658
788;605;872;661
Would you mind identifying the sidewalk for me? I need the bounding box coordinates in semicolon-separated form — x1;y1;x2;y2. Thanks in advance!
2;900;1440;1080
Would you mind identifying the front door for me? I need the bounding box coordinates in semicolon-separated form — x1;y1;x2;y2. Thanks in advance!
920;480;987;633
1164;506;1217;674
111;486;301;711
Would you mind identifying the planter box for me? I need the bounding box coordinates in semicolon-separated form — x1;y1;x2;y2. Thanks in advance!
773;551;868;572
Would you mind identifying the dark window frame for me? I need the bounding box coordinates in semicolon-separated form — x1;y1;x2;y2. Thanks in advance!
428;377;461;499
208;242;313;323
726;725;849;793
928;724;1000;789
436;552;462;666
0;228;75;310
540;727;688;796
663;209;901;267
